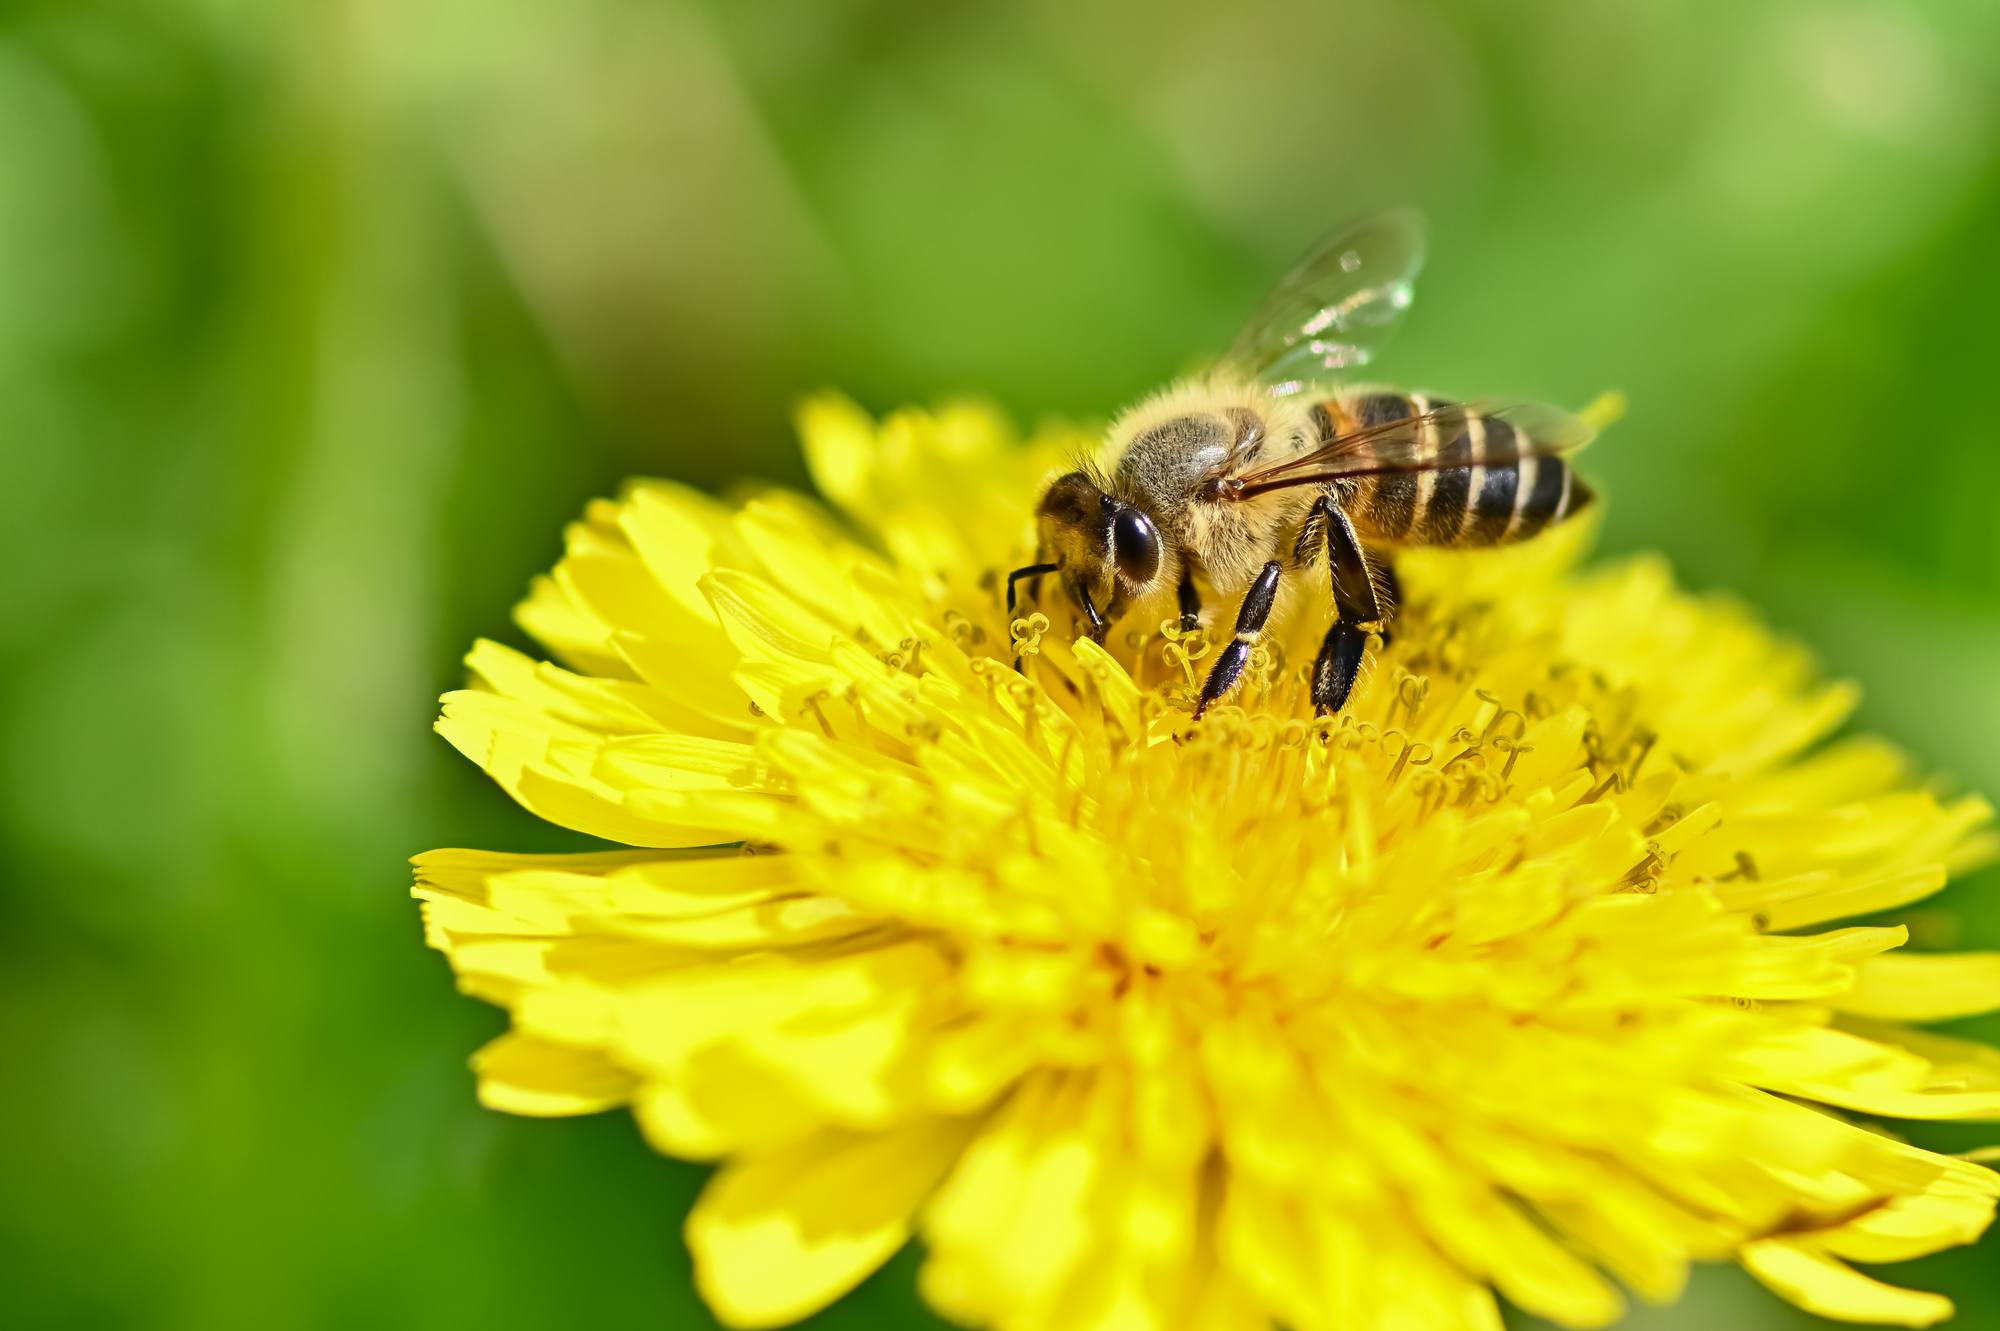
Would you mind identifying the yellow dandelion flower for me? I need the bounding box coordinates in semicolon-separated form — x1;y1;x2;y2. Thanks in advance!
417;394;2000;1331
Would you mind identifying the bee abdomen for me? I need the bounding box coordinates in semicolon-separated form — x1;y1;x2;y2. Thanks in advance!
1444;410;1594;547
1500;454;1592;543
1345;393;1419;540
1345;393;1591;548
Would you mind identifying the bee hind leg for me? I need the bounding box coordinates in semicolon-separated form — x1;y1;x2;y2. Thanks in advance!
1194;560;1280;719
1320;500;1382;625
1373;560;1402;649
1314;499;1388;715
1312;623;1371;715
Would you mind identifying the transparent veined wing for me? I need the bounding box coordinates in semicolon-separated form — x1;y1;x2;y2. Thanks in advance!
1231;397;1594;499
1224;209;1427;394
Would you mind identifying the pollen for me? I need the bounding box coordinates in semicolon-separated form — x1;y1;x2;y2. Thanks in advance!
417;394;2000;1331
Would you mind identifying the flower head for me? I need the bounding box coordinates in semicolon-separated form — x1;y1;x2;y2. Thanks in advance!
418;395;2000;1331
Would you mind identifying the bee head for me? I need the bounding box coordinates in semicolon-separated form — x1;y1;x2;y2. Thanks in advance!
1034;471;1164;638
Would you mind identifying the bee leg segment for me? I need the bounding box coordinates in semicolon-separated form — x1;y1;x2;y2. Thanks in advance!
1006;561;1060;617
1312;623;1371;715
1078;586;1109;644
1194;560;1281;719
1374;561;1403;649
1376;561;1402;616
1320;500;1383;625
1293;495;1331;568
1177;566;1201;633
1312;500;1384;716
1006;561;1060;672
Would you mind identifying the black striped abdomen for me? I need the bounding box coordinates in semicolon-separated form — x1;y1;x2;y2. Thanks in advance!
1506;454;1591;542
1342;392;1591;548
1344;392;1419;540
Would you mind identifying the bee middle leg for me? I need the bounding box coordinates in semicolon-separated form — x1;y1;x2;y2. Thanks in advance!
1311;498;1389;716
1194;560;1281;719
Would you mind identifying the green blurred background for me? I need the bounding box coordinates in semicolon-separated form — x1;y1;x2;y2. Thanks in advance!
5;0;2000;1327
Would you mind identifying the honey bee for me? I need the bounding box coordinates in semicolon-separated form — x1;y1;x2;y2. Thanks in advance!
1008;209;1597;719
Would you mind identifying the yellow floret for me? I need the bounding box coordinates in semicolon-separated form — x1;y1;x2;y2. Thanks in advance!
417;394;2000;1331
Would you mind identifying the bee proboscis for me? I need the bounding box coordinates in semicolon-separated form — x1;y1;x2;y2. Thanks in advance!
1009;209;1597;719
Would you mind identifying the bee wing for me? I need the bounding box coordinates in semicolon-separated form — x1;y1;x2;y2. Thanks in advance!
1224;209;1427;393
1234;398;1595;499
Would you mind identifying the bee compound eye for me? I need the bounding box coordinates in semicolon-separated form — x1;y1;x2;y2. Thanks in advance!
1111;508;1161;585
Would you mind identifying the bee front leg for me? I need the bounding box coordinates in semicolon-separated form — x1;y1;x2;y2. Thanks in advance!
1006;561;1060;617
1078;586;1109;643
1006;561;1061;673
1194;560;1281;719
1177;565;1201;633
